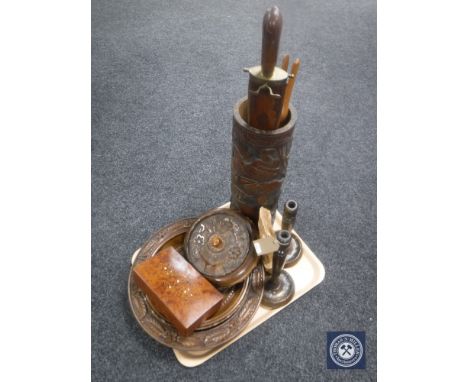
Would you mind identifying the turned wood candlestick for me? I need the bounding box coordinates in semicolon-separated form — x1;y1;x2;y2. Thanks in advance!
281;200;303;267
261;230;295;308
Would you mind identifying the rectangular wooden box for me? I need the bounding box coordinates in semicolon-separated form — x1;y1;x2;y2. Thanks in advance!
132;246;224;337
172;206;325;366
131;204;325;366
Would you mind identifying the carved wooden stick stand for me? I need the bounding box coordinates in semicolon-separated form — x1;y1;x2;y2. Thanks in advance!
230;97;297;222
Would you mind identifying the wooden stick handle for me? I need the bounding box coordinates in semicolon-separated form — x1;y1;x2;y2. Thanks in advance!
280;58;301;124
281;54;290;71
261;6;282;78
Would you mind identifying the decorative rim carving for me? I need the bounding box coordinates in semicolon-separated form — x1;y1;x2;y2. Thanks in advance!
128;217;264;351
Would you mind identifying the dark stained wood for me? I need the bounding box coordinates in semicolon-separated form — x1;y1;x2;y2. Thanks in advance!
261;6;282;77
128;219;265;351
231;97;297;222
247;74;287;130
184;208;259;287
247;6;287;130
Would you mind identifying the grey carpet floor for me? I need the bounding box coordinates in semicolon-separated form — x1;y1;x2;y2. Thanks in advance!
92;0;376;380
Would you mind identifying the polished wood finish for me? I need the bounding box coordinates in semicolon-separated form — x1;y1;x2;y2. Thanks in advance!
247;6;287;130
128;217;265;351
128;218;264;352
281;54;289;71
132;217;250;330
261;6;282;77
132;246;223;336
280;58;301;124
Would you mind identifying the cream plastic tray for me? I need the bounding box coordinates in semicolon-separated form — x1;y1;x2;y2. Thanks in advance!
131;205;325;367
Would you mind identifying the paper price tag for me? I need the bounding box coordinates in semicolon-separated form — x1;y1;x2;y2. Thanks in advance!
253;237;279;256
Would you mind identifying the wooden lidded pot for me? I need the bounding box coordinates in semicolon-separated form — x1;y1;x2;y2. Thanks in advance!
184;208;258;287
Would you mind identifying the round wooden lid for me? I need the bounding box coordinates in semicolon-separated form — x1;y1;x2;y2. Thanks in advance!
185;209;258;287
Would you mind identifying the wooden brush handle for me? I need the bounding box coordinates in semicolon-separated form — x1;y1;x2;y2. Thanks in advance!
261;6;282;78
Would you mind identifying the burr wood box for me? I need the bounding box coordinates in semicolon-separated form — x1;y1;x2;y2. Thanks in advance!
230;96;297;222
132;246;224;336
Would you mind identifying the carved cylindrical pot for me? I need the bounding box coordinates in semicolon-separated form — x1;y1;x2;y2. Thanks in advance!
230;96;297;222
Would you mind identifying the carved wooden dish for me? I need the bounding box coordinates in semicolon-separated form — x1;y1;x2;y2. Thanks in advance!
128;217;264;351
